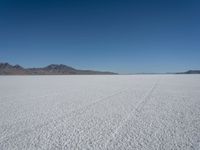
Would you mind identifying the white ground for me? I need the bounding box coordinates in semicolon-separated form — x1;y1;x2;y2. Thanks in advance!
0;75;200;150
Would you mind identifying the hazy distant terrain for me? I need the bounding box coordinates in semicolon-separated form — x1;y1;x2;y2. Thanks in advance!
0;63;117;75
0;75;200;149
176;70;200;74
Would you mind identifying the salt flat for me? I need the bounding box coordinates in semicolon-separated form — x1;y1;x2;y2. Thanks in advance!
0;75;200;150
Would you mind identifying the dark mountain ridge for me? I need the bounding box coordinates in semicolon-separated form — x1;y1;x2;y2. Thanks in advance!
176;70;200;74
0;63;117;75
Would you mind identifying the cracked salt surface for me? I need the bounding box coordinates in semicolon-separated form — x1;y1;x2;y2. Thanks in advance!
0;75;200;150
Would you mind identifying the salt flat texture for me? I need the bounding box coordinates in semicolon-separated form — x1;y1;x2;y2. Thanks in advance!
0;75;200;150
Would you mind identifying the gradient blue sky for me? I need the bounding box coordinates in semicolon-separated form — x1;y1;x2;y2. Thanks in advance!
0;0;200;73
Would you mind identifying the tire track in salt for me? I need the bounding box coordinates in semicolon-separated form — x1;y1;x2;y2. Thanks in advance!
0;87;129;143
104;78;160;149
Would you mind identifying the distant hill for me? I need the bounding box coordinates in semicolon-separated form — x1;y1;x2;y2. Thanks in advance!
0;63;117;75
176;70;200;74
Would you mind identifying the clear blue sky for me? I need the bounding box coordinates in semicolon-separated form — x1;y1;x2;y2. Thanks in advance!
0;0;200;73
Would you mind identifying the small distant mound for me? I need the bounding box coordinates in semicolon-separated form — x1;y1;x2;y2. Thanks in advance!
176;70;200;74
0;63;117;75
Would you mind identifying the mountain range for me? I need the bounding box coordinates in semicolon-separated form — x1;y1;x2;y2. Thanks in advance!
1;62;199;75
0;63;117;75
